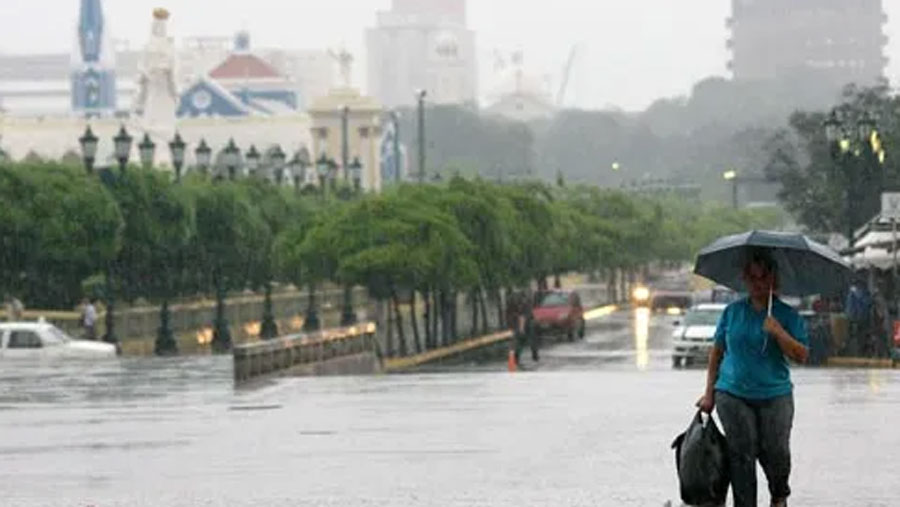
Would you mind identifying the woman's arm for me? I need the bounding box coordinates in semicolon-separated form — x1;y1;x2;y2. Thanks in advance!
697;343;724;412
764;316;809;363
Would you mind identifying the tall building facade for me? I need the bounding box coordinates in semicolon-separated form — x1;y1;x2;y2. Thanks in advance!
71;0;117;115
367;0;477;108
727;0;887;90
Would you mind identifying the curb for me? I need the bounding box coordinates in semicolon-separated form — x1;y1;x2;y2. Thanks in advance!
825;357;898;369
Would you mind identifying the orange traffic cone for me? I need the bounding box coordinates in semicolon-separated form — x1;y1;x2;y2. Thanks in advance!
507;349;518;372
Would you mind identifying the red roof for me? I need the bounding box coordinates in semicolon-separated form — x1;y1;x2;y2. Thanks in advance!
208;54;281;80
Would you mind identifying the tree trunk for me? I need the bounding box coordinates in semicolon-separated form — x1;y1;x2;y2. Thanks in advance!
385;298;394;358
607;269;616;303
423;287;432;350
495;289;505;331
392;291;408;357
410;290;422;354
470;289;479;337
439;290;450;346
450;291;458;342
431;289;440;347
479;288;490;334
554;272;562;288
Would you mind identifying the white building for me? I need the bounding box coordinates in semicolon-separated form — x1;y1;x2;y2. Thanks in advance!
366;0;477;108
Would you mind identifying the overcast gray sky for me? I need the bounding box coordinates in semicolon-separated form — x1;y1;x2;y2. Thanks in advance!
2;0;900;111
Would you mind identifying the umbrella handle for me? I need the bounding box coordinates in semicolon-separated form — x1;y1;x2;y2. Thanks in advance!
762;286;773;355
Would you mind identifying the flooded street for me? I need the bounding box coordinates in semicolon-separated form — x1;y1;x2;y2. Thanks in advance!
1;310;899;506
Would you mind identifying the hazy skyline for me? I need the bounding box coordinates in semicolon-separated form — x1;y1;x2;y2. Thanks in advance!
3;0;900;111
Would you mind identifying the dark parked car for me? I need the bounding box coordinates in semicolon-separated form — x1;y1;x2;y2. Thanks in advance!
651;290;693;314
532;290;585;341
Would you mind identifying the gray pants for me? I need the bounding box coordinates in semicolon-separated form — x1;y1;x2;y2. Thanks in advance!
715;391;794;507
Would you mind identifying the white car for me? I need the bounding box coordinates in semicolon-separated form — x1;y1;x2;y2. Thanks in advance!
0;322;117;359
671;303;726;368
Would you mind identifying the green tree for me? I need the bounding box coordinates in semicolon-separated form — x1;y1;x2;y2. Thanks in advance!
0;162;122;308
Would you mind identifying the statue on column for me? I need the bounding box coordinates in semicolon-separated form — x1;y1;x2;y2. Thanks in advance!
134;8;177;136
328;48;354;89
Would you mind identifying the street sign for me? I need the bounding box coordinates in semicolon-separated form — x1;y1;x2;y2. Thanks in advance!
882;192;900;220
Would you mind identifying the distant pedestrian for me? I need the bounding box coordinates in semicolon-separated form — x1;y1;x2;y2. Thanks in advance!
81;298;98;340
507;289;538;364
845;280;872;355
3;293;24;321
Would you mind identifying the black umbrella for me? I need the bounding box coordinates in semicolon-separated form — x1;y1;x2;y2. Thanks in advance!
693;230;851;299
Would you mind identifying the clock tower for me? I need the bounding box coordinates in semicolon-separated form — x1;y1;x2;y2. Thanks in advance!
71;0;117;116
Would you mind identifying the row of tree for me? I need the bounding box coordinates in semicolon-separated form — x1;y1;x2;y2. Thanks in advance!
0;161;782;355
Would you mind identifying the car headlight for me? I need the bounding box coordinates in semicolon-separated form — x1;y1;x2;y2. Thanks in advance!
632;286;650;302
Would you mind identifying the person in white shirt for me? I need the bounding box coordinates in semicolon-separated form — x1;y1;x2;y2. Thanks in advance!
3;293;24;321
82;298;98;340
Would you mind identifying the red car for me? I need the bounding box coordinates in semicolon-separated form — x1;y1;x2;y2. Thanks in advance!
532;290;585;341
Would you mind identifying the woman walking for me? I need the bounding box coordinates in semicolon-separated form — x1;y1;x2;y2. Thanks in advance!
696;249;809;507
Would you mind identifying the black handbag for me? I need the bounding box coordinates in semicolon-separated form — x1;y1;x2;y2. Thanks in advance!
671;410;730;506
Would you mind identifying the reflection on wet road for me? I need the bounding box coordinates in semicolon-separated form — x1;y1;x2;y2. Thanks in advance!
1;310;898;506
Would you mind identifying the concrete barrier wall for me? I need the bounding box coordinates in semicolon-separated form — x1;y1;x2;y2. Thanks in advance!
9;287;369;355
233;322;379;383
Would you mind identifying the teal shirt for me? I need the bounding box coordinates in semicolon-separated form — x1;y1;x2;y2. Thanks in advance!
713;297;808;400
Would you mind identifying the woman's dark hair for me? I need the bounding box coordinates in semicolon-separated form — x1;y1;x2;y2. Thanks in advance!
743;247;777;276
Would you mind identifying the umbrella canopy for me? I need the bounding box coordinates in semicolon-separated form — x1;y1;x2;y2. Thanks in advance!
693;230;851;297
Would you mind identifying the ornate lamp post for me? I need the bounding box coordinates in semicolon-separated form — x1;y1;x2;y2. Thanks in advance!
78;126;99;174
222;138;241;181
270;144;286;185
138;133;156;169
194;139;212;174
824;109;883;249
168;132;186;181
349;156;363;191
245;144;261;177
290;148;310;192
113;125;133;173
316;152;330;193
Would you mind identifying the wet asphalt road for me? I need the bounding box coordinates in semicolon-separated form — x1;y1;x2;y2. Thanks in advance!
1;309;898;506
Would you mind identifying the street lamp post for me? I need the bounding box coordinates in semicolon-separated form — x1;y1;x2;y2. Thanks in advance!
223;138;241;181
723;170;738;209
416;89;427;183
270;144;286;185
349;156;363;191
138;133;156;169
78;126;99;174
316;153;330;194
291;148;310;192
113;125;133;173
195;139;212;175
169;132;186;182
245;145;261;178
824;109;883;249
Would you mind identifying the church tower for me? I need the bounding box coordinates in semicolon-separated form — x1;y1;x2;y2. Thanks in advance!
71;0;117;116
